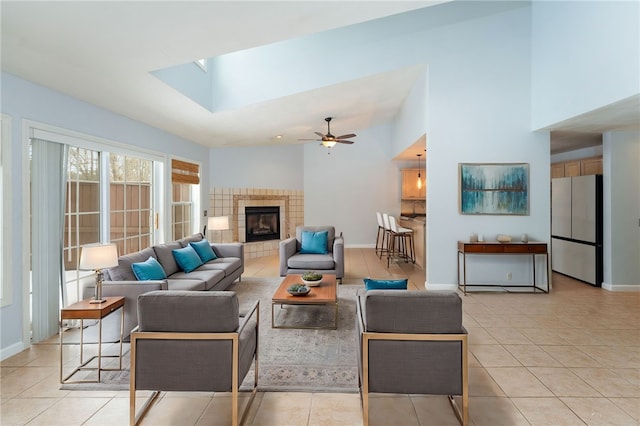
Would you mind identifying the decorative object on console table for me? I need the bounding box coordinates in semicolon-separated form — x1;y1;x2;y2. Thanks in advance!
79;243;119;304
208;215;230;242
459;163;529;215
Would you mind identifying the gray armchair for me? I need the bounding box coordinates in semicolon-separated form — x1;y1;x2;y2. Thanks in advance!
356;290;468;426
279;225;344;283
130;291;259;426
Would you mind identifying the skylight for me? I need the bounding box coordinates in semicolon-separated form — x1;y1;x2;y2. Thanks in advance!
194;58;207;71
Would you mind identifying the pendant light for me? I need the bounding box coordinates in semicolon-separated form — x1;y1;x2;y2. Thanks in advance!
416;153;423;189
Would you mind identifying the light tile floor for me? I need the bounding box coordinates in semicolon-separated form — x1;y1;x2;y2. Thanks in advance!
1;248;638;425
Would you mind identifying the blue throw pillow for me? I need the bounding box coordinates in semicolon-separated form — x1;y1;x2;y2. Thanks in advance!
190;239;217;263
300;230;329;254
131;257;167;281
364;278;408;290
172;245;204;273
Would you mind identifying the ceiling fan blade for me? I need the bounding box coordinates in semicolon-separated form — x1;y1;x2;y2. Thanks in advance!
336;133;356;140
298;138;321;141
314;131;325;138
336;140;354;144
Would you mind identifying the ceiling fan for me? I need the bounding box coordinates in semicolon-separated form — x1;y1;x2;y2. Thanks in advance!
300;117;356;153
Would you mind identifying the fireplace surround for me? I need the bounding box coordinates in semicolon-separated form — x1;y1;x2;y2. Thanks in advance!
210;188;304;259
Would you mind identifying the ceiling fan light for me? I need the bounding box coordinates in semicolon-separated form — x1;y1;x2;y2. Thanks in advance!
322;141;337;148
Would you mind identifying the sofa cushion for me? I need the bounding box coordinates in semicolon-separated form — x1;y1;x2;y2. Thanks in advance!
300;230;329;254
153;242;183;276
287;253;335;270
106;247;156;281
364;278;408;291
166;278;206;291
173;246;204;273
190;239;218;263
132;257;167;281
198;257;241;277
170;269;225;290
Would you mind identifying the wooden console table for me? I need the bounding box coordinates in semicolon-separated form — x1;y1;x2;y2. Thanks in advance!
457;241;549;294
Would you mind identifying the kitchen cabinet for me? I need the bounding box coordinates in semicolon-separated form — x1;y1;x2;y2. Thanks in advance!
550;157;602;178
402;169;426;200
550;163;565;179
564;161;581;177
580;157;603;175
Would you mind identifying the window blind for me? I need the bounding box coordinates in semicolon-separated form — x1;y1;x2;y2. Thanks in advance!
171;159;200;185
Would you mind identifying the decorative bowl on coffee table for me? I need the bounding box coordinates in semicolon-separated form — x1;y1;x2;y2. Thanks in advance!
287;284;310;296
301;272;323;287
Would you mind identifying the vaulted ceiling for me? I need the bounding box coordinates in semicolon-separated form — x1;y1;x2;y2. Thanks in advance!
1;1;441;150
2;1;637;157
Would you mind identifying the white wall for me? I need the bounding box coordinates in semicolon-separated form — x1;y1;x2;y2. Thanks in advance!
304;122;399;246
531;1;640;130
422;4;549;288
0;72;210;358
209;144;304;190
602;131;640;290
391;71;428;158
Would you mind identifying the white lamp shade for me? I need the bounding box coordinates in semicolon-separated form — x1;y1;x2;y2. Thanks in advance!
79;243;119;270
208;215;230;231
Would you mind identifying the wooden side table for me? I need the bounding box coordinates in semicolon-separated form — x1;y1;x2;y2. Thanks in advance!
60;296;125;384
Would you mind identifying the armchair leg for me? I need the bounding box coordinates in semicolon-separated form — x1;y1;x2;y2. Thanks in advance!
131;390;161;426
448;395;468;426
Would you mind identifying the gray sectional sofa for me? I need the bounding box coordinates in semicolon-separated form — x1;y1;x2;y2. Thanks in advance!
82;233;244;341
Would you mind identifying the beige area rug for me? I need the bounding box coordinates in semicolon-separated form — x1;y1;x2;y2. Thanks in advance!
61;277;361;393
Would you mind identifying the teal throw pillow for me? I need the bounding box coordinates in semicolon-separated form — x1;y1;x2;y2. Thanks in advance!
190;239;217;263
300;230;329;254
172;245;204;273
364;278;408;290
131;257;167;281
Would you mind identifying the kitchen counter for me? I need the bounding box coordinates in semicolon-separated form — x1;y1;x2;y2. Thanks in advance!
398;217;426;269
399;215;426;223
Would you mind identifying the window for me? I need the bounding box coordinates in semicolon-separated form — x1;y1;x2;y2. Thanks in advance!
63;147;101;304
171;159;200;240
109;154;153;255
0;114;11;307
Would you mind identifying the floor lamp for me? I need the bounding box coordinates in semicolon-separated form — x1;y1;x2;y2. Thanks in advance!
208;215;230;243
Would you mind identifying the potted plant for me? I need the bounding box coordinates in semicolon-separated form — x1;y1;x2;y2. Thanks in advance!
301;271;323;287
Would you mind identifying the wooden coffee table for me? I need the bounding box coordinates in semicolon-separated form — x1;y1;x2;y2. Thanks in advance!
272;274;338;329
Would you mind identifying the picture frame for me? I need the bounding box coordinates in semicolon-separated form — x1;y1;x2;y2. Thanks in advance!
459;163;529;215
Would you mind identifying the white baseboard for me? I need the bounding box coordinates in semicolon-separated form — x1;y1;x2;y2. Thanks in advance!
601;282;640;292
1;341;27;361
345;244;376;249
425;282;457;291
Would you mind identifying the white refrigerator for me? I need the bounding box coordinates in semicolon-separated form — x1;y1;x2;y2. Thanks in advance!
551;175;603;286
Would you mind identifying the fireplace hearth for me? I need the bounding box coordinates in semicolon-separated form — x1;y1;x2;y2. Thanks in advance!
245;206;280;242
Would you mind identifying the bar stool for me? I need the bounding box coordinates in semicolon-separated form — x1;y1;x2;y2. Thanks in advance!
380;213;392;259
387;215;415;267
375;212;387;258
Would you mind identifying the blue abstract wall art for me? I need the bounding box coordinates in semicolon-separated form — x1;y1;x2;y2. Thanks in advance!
459;163;529;215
